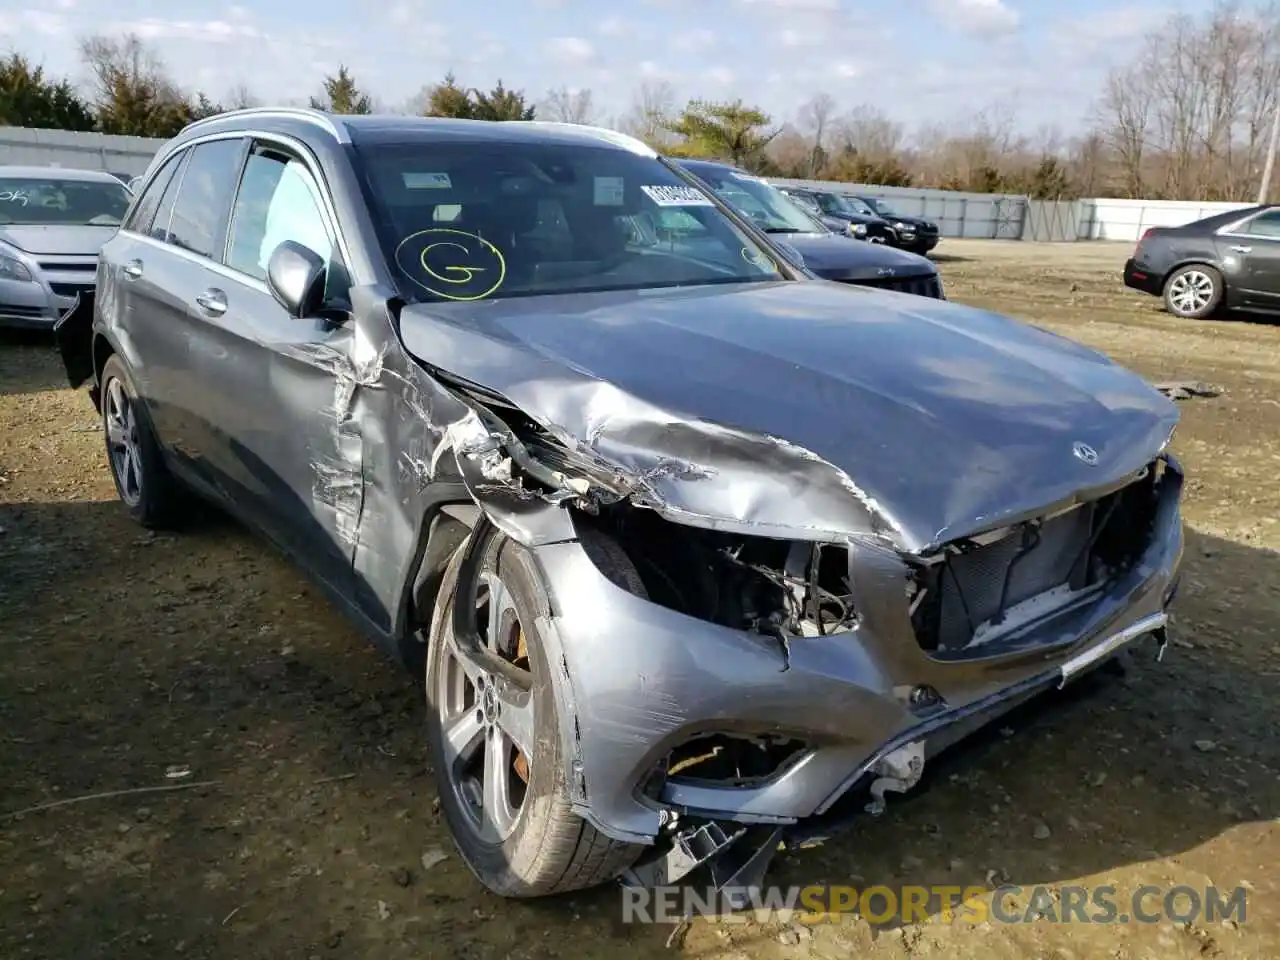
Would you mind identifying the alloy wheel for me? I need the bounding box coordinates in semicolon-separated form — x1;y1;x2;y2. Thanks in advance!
437;570;535;844
1168;270;1215;315
104;378;143;507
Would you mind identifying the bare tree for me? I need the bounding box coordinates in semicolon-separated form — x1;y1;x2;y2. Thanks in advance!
1098;56;1154;197
798;92;836;176
1092;1;1280;201
78;32;193;137
541;86;596;124
832;105;906;161
224;83;260;110
618;79;677;146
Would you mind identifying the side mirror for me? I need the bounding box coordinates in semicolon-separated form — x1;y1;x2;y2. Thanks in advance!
266;240;327;319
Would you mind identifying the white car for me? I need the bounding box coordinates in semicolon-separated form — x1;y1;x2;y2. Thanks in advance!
0;166;132;329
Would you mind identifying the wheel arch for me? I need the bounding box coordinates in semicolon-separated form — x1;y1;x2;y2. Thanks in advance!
1159;257;1227;291
394;494;479;674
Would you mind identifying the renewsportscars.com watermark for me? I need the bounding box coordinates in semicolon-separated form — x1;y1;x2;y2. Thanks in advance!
622;883;1249;926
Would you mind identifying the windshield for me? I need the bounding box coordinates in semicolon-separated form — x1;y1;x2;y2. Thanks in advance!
861;197;899;217
356;142;786;303
0;177;132;226
843;197;879;217
685;167;822;234
787;192;823;216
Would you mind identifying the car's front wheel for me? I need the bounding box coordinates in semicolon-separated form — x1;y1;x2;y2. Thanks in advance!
100;354;185;527
1162;264;1224;319
425;523;642;897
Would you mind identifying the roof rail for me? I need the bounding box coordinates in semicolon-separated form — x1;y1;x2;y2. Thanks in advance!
510;121;656;157
180;106;350;143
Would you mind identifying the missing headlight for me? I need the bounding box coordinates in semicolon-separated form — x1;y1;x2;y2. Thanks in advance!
575;506;858;640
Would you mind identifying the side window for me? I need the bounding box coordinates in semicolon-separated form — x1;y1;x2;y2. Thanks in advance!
149;153;188;244
168;138;245;259
226;144;337;284
122;152;183;235
1242;210;1280;239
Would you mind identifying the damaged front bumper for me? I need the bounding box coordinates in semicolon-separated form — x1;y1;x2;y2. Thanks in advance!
520;460;1184;855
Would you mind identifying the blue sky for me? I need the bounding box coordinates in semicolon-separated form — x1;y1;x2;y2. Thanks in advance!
0;0;1222;135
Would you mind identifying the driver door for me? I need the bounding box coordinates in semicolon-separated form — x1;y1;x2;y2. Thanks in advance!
1218;209;1280;309
184;138;361;596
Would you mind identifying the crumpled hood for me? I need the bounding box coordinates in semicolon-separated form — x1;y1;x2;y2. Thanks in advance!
0;225;116;256
780;232;936;280
399;280;1178;551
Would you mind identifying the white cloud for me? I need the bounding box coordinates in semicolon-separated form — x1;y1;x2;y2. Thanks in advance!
833;61;860;78
0;11;71;37
597;16;629;36
546;36;596;63
739;0;839;10
673;28;717;53
704;66;735;85
779;28;820;47
1051;5;1154;60
928;0;1020;36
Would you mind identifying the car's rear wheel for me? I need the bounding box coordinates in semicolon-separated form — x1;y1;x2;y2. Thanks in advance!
1162;264;1224;319
100;355;185;527
425;523;643;897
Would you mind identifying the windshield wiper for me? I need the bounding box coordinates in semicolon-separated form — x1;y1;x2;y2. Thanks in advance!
764;226;803;234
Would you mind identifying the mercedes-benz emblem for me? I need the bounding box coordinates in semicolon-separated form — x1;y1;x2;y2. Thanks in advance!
1072;441;1099;465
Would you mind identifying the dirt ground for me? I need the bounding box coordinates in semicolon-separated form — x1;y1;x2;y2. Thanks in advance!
2;238;1278;959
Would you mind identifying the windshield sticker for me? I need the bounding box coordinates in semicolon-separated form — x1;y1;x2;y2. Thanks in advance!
0;190;30;206
402;172;452;190
641;184;715;208
593;176;625;206
394;228;506;302
741;247;772;269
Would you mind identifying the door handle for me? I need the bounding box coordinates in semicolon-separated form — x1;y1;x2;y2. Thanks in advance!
122;259;143;279
194;288;228;316
1230;245;1252;254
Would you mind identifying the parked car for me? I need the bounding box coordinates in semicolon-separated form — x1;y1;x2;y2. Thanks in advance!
676;158;944;299
777;185;897;244
56;110;1184;904
774;186;856;235
0;166;133;329
853;195;941;254
1123;205;1280;319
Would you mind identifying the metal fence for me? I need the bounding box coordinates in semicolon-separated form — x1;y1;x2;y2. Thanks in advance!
0;126;163;177
1020;200;1095;242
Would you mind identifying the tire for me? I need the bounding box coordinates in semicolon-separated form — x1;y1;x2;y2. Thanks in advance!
424;523;643;897
1162;264;1224;319
99;354;185;528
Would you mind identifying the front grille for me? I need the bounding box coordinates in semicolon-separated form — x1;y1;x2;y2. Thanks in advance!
910;463;1163;656
50;282;93;298
0;304;46;318
37;261;96;273
841;275;944;299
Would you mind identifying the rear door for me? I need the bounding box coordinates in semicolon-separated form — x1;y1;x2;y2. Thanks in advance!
86;149;188;416
117;138;247;472
1219;208;1280;308
186;137;359;596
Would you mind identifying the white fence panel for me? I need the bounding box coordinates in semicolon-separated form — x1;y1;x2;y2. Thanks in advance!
0;126;165;177
1081;198;1256;242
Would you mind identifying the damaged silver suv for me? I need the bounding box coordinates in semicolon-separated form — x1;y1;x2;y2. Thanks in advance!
55;109;1185;903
